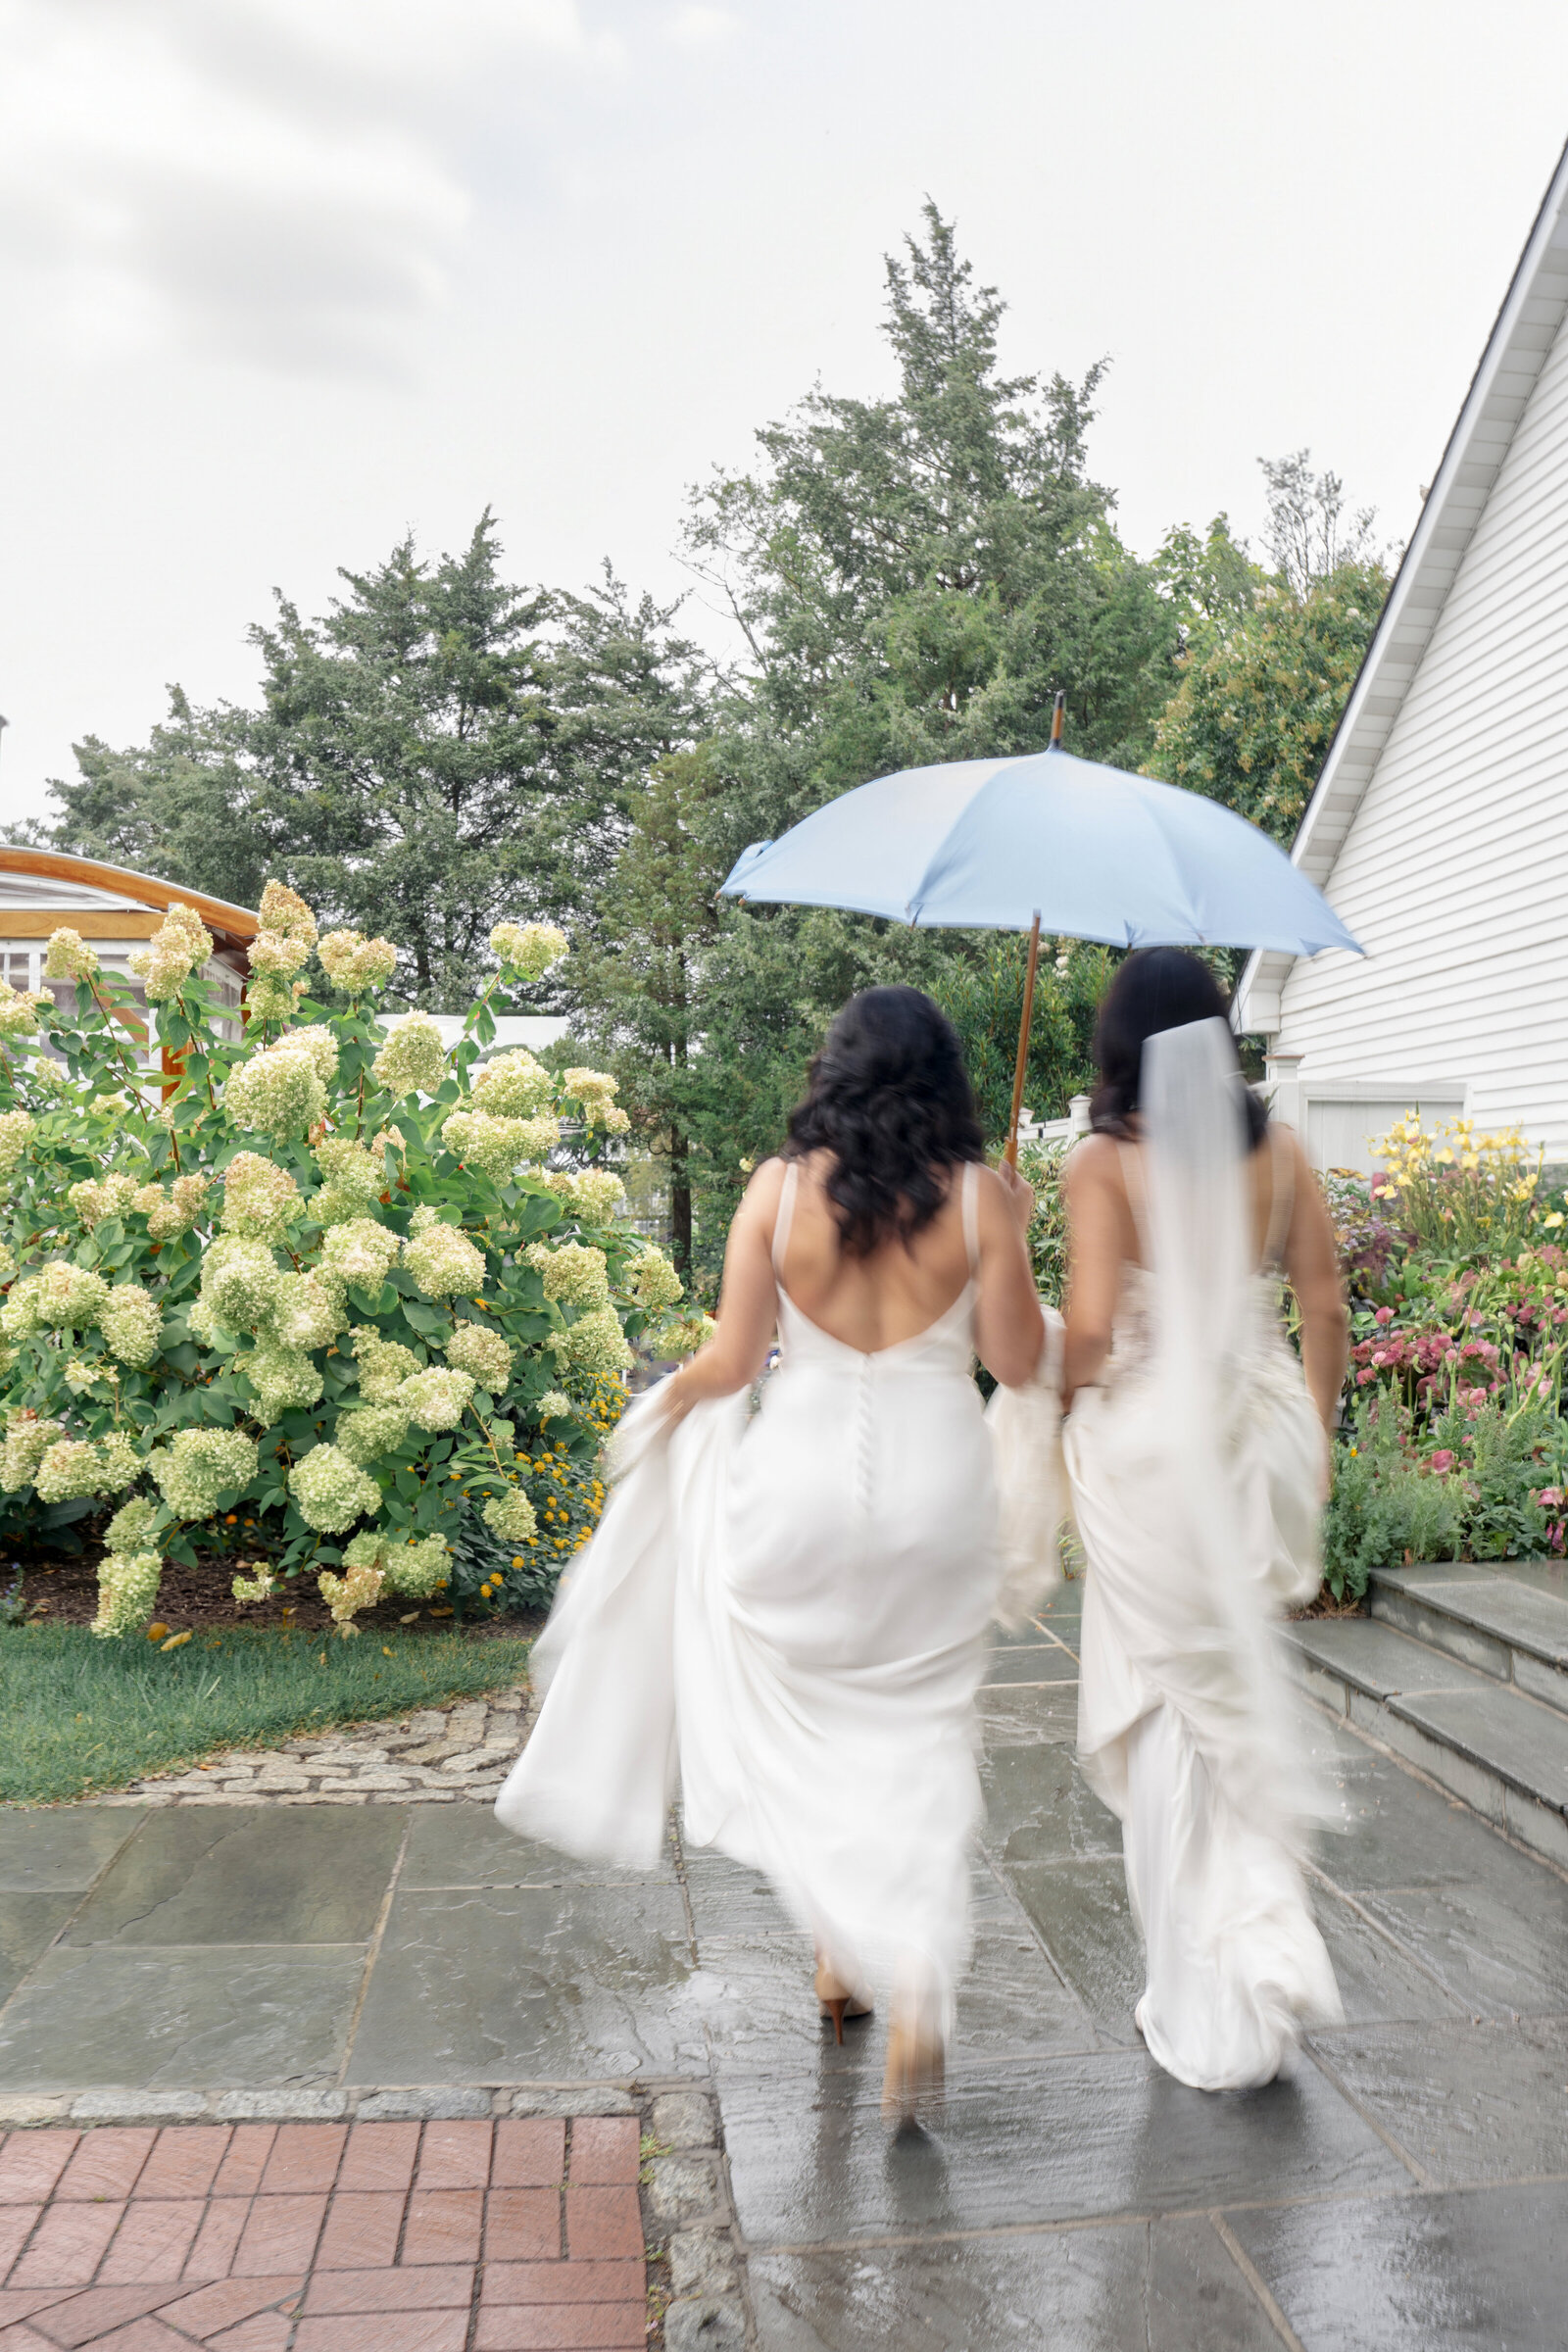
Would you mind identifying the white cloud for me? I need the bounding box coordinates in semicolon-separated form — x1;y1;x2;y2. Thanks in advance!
0;0;614;376
663;6;736;50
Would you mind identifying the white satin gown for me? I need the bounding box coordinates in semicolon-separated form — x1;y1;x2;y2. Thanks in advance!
497;1160;1004;2034
1064;1118;1343;2092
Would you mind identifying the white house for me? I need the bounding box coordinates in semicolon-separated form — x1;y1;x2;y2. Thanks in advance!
1237;135;1568;1172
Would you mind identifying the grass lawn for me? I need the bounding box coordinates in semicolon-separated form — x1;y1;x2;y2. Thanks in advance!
0;1622;532;1806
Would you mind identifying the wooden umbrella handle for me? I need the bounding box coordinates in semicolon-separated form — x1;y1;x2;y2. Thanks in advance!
1004;912;1043;1168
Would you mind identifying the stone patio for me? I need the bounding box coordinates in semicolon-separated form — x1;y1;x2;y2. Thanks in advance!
2;1592;1568;2346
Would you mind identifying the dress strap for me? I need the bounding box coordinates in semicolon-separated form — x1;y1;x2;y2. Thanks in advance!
1118;1143;1155;1267
960;1160;981;1278
1262;1122;1296;1268
771;1159;800;1281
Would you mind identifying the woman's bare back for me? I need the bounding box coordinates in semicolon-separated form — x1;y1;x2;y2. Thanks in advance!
770;1152;978;1353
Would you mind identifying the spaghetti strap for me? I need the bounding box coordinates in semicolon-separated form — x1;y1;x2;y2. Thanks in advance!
1263;1124;1296;1268
771;1160;800;1281
960;1161;980;1278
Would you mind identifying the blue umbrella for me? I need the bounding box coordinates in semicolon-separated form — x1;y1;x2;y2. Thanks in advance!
718;698;1360;1155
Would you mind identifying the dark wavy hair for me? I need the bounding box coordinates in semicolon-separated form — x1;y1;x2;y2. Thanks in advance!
784;986;984;1256
1090;948;1268;1148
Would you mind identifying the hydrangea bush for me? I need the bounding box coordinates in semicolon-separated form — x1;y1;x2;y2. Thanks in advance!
0;888;687;1635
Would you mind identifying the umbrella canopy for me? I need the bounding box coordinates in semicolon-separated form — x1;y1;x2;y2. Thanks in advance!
720;746;1361;957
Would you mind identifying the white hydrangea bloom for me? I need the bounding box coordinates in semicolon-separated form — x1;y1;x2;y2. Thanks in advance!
258;880;318;947
489;919;568;980
92;1549;163;1638
149;1427;258;1519
68;1173;138;1231
398;1366;475;1431
133;1172;209;1241
625;1247;683;1313
0;1412;64;1492
379;1532;450;1599
443;1321;513;1391
220;1152;302;1244
289;1443;380;1532
0;1278;42;1343
105;1494;160;1551
33;1264;112;1330
347;1325;420;1403
483;1487;538;1543
536;1390;573;1423
441;1107;539;1179
403;1221;485;1299
336;1405;410;1466
472;1049;554;1118
201;1238;284;1333
0;1108;34;1181
544;1167;625;1224
101;1286;164;1368
0;978;48;1038
318;930;398;994
128;903;213;1003
267;1269;347;1351
34;1433;140;1501
313;1135;384;1224
44;927;99;982
319;1217;401;1289
318;1558;383;1634
563;1067;620;1128
525;1241;611;1310
224;1035;328;1141
0;1241;13;1283
373;1010;446;1099
549;1303;634;1378
239;1343;325;1423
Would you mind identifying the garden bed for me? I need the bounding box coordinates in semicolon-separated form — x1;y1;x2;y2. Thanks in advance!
5;1543;544;1637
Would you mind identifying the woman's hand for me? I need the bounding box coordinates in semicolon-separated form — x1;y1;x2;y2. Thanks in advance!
995;1155;1036;1236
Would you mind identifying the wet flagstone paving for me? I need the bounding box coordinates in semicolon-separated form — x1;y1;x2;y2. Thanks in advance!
2;1590;1568;2346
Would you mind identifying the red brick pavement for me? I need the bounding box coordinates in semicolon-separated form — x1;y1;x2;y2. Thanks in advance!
0;2119;645;2351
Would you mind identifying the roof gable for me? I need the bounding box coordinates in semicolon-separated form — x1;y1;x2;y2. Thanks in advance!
1238;133;1568;1033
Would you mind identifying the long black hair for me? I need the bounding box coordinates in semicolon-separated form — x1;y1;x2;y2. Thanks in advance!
784;986;984;1257
1090;948;1268;1148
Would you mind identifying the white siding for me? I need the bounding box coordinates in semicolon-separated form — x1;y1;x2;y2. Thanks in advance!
1276;294;1568;1155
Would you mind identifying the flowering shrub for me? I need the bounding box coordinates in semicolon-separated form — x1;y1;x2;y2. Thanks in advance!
1321;1111;1568;1598
0;894;689;1636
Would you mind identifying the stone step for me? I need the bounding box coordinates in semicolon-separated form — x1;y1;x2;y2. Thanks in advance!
1367;1560;1568;1718
1286;1611;1568;1871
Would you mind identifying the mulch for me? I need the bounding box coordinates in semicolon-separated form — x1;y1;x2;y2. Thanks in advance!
5;1547;543;1639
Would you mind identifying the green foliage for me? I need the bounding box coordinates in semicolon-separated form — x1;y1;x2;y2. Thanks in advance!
1322;1150;1568;1597
1015;1138;1071;1308
1148;561;1388;845
0;1620;531;1804
935;941;1110;1147
0;897;682;1635
46;525;708;1010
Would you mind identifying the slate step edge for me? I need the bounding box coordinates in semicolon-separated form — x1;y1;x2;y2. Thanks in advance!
1286;1616;1568;1873
1368;1562;1568;1716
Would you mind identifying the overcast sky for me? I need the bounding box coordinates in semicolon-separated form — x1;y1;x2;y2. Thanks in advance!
3;0;1568;824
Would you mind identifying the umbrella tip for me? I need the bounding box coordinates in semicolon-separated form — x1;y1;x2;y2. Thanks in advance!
1050;691;1066;749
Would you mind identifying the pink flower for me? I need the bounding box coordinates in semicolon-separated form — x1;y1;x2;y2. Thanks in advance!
1429;1449;1456;1473
1374;1305;1394;1326
1356;1367;1375;1385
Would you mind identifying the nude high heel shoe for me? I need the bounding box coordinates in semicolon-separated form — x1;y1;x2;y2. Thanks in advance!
881;2001;945;2128
813;1961;872;2045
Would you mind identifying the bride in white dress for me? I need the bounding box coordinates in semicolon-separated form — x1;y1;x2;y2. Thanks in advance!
497;986;1044;2122
1060;949;1349;2091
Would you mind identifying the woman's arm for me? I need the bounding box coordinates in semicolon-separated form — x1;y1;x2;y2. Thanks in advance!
1281;1130;1349;1443
657;1160;786;1425
1060;1136;1125;1406
972;1160;1048;1389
